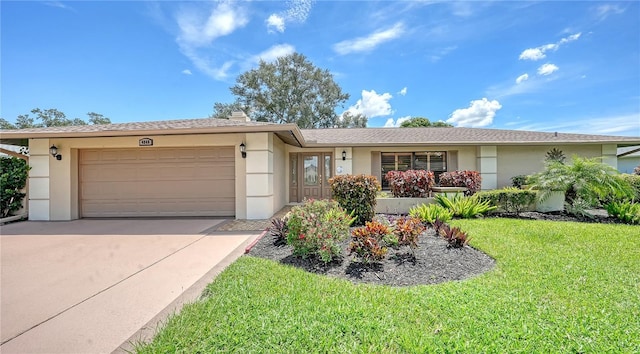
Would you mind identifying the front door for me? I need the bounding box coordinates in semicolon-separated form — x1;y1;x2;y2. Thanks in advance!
291;153;333;202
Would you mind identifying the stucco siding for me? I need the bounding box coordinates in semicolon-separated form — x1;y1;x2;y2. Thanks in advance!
496;145;602;188
618;157;640;174
273;136;287;212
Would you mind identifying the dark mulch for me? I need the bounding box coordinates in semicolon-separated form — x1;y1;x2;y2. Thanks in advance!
248;227;496;287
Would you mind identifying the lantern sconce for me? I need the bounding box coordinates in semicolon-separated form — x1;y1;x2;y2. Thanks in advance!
50;145;62;161
240;142;247;158
342;150;347;161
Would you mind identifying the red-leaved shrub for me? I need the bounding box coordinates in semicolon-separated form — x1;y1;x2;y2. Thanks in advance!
385;170;435;198
438;170;482;195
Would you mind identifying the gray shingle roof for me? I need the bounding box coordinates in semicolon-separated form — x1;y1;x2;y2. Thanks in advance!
301;127;640;146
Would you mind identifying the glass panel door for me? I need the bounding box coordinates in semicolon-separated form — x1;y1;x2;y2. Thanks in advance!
304;155;319;186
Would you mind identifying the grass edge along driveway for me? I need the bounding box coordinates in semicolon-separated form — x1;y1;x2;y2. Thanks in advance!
136;219;640;353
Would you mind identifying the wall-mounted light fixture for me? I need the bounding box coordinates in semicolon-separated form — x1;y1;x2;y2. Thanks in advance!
342;150;347;161
50;145;62;160
240;142;246;158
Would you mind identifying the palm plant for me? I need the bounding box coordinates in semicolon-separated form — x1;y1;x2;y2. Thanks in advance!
528;156;634;208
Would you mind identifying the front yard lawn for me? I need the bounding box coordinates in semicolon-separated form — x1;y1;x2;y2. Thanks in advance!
136;219;640;353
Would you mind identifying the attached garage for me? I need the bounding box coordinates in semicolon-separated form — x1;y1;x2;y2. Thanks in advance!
79;147;235;217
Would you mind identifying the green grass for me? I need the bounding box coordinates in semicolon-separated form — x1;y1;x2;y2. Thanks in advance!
136;220;640;353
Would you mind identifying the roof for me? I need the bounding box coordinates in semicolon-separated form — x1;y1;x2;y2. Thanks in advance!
1;118;638;147
301;127;640;146
0;118;305;147
617;145;640;158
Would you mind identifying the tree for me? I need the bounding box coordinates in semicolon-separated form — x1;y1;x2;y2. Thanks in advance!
218;53;351;128
1;109;111;129
400;117;453;128
335;111;367;128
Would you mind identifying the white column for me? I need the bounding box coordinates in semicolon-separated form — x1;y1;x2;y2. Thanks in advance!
245;133;274;219
28;139;51;220
477;145;497;190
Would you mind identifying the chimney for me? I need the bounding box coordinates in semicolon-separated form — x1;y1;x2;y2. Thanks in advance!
230;111;250;122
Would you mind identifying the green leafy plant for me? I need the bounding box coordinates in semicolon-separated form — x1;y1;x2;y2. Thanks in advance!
384;170;435;198
436;222;471;248
528;156;635;208
545;148;566;163
1;156;30;218
286;199;355;263
511;175;528;189
605;201;640;225
329;174;381;226
435;194;496;218
617;174;640;202
348;220;391;263
409;203;454;224
438;170;482;195
475;188;537;216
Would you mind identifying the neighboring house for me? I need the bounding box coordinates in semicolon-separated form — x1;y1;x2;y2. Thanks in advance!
617;145;640;174
1;112;639;221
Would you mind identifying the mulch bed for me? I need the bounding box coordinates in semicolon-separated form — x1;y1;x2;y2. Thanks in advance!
248;226;496;287
248;210;620;287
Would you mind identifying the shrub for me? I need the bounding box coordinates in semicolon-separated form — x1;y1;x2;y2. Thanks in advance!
436;222;471;248
286;199;355;263
349;221;391;263
438;170;482;195
384;170;435;198
435;194;496;218
329;174;381;226
511;175;528;189
269;214;289;245
475;188;537;215
1;156;30;218
409;203;454;224
528;156;635;208
634;166;640;175
605;201;640;225
393;216;425;252
617;174;640;202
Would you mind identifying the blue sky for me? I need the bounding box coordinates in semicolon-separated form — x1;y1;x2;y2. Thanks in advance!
2;1;639;136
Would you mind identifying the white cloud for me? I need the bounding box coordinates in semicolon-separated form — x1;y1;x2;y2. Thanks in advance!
594;4;625;21
398;87;407;96
181;69;192;75
515;73;529;84
384;116;412;127
513;113;639;136
266;0;313;33
519;33;581;61
333;23;405;55
176;2;249;80
447;98;502;128
266;14;285;33
250;44;296;64
537;63;559;76
347;90;394;118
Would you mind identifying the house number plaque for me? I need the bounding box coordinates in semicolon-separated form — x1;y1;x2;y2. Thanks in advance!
139;138;154;146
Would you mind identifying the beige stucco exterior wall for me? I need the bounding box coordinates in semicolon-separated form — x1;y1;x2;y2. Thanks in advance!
496;144;604;188
272;136;287;213
28;133;248;220
245;132;274;219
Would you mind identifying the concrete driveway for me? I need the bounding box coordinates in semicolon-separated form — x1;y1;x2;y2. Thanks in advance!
0;219;260;353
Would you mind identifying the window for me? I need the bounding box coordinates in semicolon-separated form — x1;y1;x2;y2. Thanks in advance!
381;152;447;188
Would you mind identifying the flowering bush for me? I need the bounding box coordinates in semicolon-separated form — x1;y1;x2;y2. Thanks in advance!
329;174;381;226
385;170;435;198
438;170;482;195
348;220;392;263
286;199;355;263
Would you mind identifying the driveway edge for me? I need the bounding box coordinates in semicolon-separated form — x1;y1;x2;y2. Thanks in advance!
113;232;262;354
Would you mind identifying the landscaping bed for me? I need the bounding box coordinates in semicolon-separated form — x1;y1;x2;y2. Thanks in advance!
248;224;495;287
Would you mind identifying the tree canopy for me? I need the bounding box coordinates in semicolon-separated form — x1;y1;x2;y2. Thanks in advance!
213;53;365;128
0;109;111;129
400;117;453;128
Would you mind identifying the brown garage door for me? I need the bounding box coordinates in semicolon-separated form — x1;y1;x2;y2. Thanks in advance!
80;147;235;217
